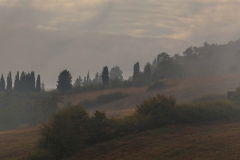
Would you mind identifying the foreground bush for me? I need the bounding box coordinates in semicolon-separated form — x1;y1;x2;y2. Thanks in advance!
38;106;119;159
135;95;176;130
38;105;89;159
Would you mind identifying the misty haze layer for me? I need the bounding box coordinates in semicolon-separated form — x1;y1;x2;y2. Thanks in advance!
0;0;239;88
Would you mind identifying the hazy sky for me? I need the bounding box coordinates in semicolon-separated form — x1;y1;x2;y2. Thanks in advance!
1;0;240;88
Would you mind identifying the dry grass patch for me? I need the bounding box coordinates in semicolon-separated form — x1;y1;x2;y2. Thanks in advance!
66;122;240;160
0;127;40;160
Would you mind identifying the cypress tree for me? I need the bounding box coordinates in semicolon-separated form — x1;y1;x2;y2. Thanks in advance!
101;66;109;86
19;71;26;91
0;74;5;91
20;71;26;82
6;71;12;90
30;71;35;91
133;62;140;81
14;71;20;90
143;62;151;78
87;71;89;83
25;72;31;90
36;74;41;92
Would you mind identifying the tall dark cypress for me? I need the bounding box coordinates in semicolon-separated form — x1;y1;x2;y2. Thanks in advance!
101;66;109;86
19;71;26;91
36;74;41;92
24;72;31;91
0;74;5;91
87;71;89;83
6;71;12;90
143;62;151;78
20;71;26;82
30;71;35;91
14;71;19;90
133;62;140;81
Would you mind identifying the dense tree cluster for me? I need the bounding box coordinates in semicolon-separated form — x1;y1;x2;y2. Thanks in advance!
0;71;42;92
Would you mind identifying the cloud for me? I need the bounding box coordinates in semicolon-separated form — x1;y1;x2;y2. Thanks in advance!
1;0;240;88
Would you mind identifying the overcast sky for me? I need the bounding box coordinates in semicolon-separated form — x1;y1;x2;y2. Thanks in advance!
1;0;240;88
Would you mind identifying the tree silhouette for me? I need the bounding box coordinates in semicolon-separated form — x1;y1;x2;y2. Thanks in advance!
57;70;72;92
133;62;140;81
143;62;151;79
101;66;109;86
74;76;83;87
36;74;41;92
30;71;35;91
109;66;123;81
6;72;12;90
0;74;5;91
14;71;20;90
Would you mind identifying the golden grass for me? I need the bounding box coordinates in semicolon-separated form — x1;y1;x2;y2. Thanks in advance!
67;122;240;160
2;122;240;160
68;72;240;117
0;127;40;160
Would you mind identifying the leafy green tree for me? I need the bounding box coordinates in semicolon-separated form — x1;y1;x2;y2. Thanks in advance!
6;72;12;90
109;65;123;81
36;74;41;92
133;62;140;81
57;69;72;92
0;74;5;91
101;66;109;86
38;105;89;159
157;52;171;66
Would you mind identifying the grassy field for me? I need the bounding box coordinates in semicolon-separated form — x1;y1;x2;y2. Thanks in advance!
0;128;39;160
4;122;240;160
66;122;240;160
69;72;240;117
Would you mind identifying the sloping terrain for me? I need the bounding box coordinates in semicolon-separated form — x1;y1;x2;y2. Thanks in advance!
0;127;39;160
2;122;240;160
69;72;240;117
67;122;240;160
2;72;240;159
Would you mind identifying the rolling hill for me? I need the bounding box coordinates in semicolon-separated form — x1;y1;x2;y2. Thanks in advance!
1;72;240;159
69;72;240;117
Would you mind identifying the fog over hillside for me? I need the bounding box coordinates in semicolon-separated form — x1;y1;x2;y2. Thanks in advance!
1;0;240;88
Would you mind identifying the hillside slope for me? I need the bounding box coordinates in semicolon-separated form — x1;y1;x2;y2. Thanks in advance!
2;122;240;160
67;122;240;160
69;72;240;117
